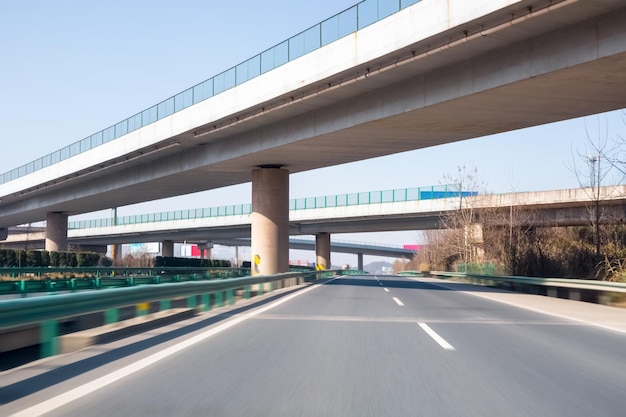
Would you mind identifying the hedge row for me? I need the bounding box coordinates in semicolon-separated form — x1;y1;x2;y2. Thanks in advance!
0;249;109;268
153;256;231;268
0;249;231;269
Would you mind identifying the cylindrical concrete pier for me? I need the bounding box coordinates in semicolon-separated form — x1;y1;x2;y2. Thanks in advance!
45;212;68;252
316;233;331;270
162;240;174;257
251;167;289;275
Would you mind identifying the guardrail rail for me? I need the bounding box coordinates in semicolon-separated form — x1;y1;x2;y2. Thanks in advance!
0;269;349;360
401;270;626;307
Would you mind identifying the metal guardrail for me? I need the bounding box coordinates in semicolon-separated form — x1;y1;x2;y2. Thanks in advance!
0;271;334;330
0;269;346;358
0;274;245;297
429;271;626;292
0;266;246;278
401;271;626;305
66;185;471;229
0;267;251;297
0;0;423;186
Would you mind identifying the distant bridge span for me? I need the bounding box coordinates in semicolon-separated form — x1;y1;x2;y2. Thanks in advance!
3;185;624;250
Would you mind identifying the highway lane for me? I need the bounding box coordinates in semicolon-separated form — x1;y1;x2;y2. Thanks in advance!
3;275;626;416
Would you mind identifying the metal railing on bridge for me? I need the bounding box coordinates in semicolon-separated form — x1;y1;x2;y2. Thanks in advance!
67;185;473;229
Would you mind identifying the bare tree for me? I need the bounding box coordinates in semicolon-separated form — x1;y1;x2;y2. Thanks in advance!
415;229;456;271
568;115;625;266
478;171;540;276
437;165;489;269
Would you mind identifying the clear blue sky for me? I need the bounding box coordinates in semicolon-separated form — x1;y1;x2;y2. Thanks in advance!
2;1;625;265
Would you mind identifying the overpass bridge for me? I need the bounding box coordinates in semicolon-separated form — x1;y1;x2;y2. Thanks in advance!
1;0;626;274
3;184;624;268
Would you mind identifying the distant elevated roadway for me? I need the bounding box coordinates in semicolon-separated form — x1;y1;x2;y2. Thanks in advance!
3;184;624;256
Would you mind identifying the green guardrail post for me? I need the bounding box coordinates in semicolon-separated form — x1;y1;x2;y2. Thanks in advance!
215;291;223;308
19;280;27;298
105;308;119;324
227;288;234;305
160;299;171;310
201;294;210;312
40;319;59;358
244;285;251;299
258;282;264;296
187;295;197;309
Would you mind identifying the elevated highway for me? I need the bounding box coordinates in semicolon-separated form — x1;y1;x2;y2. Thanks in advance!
3;184;624;265
2;0;626;273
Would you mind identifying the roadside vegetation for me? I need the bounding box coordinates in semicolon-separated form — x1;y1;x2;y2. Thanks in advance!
399;112;626;282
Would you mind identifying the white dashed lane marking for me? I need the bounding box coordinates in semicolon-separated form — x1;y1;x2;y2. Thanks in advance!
393;297;404;306
418;322;456;351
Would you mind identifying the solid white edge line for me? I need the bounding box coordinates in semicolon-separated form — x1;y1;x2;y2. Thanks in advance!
392;297;404;306
10;279;336;417
418;322;456;351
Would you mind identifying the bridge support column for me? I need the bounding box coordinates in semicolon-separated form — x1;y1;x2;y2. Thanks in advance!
198;242;213;259
357;253;364;271
110;244;123;264
0;228;7;240
251;166;289;275
162;240;174;257
45;213;68;252
315;233;331;270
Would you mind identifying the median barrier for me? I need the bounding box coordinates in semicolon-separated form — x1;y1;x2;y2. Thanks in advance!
0;267;253;297
0;269;338;365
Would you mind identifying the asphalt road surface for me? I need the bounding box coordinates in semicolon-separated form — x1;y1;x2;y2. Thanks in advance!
2;275;626;416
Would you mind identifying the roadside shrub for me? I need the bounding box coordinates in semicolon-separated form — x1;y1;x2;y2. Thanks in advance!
40;251;50;267
26;250;41;267
77;252;100;267
98;255;113;267
49;251;60;267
